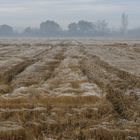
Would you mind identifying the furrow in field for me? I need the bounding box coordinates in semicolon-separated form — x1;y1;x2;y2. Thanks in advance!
8;45;66;97
80;44;140;119
41;44;102;98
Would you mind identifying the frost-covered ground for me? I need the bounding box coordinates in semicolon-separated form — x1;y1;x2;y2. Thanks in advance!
0;39;139;140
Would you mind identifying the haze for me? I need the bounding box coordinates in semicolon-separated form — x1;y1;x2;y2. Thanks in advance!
0;0;140;29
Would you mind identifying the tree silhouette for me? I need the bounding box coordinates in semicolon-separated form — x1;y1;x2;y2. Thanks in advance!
121;13;128;35
78;20;95;34
68;22;78;33
0;24;14;36
40;20;62;36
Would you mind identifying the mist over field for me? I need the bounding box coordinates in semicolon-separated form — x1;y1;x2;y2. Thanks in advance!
0;16;140;38
0;0;140;38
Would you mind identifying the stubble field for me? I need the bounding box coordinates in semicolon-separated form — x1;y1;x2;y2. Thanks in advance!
0;39;140;140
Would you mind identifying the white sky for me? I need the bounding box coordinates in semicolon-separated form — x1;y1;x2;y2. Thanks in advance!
0;0;139;30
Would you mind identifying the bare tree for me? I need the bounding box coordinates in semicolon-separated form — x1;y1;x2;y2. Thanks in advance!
96;20;108;34
121;13;128;35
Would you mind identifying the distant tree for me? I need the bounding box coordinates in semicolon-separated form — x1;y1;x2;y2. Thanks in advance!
0;24;14;36
78;20;95;34
40;20;62;36
23;27;39;37
68;20;97;36
68;22;78;33
96;20;108;34
121;13;128;35
23;27;32;35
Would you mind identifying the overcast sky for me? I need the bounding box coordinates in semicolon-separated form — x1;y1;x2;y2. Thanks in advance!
0;0;139;30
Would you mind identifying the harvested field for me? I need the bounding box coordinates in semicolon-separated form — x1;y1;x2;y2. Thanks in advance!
0;39;140;140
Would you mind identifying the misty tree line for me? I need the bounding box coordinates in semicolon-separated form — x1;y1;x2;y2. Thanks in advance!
23;20;110;37
0;13;140;37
